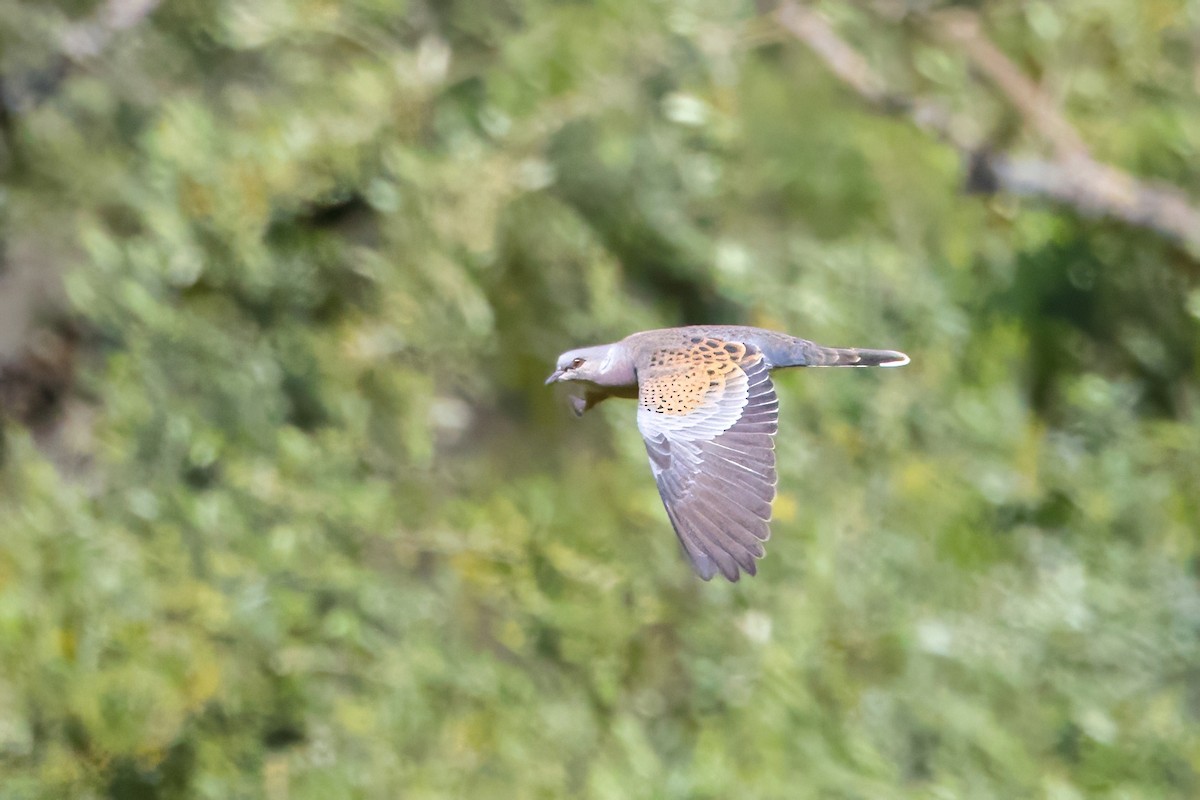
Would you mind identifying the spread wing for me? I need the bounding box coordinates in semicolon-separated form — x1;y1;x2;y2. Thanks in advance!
637;337;779;581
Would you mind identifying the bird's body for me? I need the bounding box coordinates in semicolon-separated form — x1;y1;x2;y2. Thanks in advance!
547;325;909;581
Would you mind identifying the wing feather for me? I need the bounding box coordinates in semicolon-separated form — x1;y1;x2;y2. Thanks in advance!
637;342;779;581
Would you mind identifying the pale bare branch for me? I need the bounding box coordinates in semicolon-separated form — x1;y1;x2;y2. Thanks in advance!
60;0;164;61
772;2;1200;254
936;11;1089;159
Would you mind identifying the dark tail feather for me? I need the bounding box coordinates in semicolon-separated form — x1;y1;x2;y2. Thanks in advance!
792;342;910;368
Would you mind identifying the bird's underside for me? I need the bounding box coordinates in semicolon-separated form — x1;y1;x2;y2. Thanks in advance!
548;325;908;581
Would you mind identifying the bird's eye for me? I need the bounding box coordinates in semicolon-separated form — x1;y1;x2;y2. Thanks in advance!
570;357;586;369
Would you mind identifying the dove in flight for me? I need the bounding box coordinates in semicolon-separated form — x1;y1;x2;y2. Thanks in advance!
546;325;909;581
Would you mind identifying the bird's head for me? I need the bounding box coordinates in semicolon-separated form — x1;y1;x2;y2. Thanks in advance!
545;344;614;385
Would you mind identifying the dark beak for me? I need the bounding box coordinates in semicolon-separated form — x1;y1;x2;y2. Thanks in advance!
545;368;565;385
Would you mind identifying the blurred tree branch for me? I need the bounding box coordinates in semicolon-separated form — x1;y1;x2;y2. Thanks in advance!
933;11;1088;160
773;2;1200;255
1;0;162;115
0;1;156;459
59;0;163;61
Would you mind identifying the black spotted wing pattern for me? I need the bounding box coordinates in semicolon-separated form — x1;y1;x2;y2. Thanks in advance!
636;339;779;580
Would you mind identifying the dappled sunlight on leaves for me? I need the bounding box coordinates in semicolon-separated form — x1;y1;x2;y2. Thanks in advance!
0;0;1199;797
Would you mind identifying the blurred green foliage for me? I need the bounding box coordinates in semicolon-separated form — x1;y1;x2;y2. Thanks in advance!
1;0;1200;797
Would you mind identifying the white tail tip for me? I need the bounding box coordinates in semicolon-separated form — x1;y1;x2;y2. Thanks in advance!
880;352;910;367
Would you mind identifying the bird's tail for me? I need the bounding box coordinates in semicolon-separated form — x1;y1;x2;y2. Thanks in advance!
784;340;910;368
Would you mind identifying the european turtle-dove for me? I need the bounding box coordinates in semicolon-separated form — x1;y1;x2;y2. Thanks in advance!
546;325;909;581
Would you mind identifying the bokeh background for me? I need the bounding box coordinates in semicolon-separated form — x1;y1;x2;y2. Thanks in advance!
2;0;1200;797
